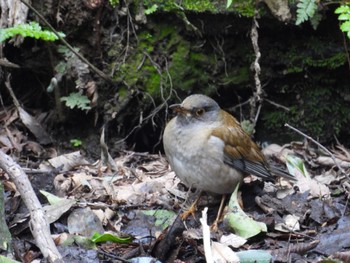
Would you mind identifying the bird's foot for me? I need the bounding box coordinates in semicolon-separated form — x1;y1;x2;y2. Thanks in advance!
181;200;198;220
210;220;219;232
181;188;202;220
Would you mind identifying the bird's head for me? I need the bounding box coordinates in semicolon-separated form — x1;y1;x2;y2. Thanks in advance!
170;94;221;126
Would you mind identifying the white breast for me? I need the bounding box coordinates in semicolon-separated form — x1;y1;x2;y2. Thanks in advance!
163;118;243;194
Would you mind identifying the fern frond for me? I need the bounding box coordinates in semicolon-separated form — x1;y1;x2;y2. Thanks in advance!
0;22;65;42
296;0;318;25
335;3;350;40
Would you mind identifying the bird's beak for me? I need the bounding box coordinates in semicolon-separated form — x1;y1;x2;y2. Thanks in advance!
169;104;189;115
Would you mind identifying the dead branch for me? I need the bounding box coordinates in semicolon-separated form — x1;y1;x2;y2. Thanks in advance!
250;10;262;128
0;150;63;262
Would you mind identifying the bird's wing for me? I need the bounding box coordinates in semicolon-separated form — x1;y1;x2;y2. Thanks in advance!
211;111;275;181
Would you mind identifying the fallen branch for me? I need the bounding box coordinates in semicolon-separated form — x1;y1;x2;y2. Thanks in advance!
0;150;63;262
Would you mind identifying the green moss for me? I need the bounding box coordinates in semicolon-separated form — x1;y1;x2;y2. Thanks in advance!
110;24;216;98
222;68;250;85
142;0;256;16
304;52;347;69
281;43;347;73
263;85;350;142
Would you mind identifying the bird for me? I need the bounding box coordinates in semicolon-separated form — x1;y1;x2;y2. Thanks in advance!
163;94;294;229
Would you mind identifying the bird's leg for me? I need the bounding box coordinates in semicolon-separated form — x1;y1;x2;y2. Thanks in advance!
210;194;226;231
181;188;202;220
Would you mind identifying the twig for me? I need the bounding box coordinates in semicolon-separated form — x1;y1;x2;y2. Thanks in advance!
265;98;290;111
250;10;263;129
199;207;213;263
252;102;262;131
250;12;262;101
284;123;345;174
19;0;113;84
227;99;251;112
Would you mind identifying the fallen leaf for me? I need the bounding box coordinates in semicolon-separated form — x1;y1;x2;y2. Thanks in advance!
224;184;267;238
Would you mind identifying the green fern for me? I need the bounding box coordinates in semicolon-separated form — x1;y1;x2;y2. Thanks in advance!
145;4;158;15
295;0;318;25
0;21;65;42
60;92;91;111
335;3;350;39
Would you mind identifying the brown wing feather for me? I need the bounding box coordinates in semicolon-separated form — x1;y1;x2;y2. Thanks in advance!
211;110;274;181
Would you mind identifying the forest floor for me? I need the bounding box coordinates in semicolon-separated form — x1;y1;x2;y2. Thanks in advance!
1;108;350;263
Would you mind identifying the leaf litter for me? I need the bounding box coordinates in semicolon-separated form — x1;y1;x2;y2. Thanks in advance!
1;125;350;262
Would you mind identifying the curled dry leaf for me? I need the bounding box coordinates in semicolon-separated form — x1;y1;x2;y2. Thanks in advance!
0;133;13;149
67;207;104;237
262;143;293;163
114;172;178;205
220;233;247;248
332;251;350;262
54;174;74;197
314;170;337;185
40;151;90;172
23;141;44;157
315;156;350;168
286;155;330;198
211;241;240;263
283;214;300;231
183;228;203;240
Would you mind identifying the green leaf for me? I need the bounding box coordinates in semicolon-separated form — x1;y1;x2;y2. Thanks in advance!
0;21;65;42
286;155;310;178
338;13;350;21
70;139;82;147
236;250;272;263
335;5;350;14
0;255;21;263
295;0;318;25
226;0;233;9
145;4;158;15
142;209;176;230
60;92;91;110
40;190;66;205
336;4;350;40
108;0;119;7
224;184;267;238
340;21;350;32
90;232;133;244
72;236;97;249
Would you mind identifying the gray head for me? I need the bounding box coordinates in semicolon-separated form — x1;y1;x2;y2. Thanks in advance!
171;94;220;125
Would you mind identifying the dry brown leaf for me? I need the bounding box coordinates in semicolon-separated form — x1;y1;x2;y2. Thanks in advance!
316;156;350;168
262;143;293;163
41;151;90;172
211;241;240;263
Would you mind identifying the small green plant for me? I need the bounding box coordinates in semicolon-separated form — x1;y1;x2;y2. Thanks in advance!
145;4;158;14
0;21;65;42
295;0;318;25
60;92;91;110
335;3;350;39
108;0;119;7
295;0;321;29
70;139;83;147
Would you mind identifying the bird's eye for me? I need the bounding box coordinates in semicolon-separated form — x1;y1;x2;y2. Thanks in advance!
195;108;205;116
